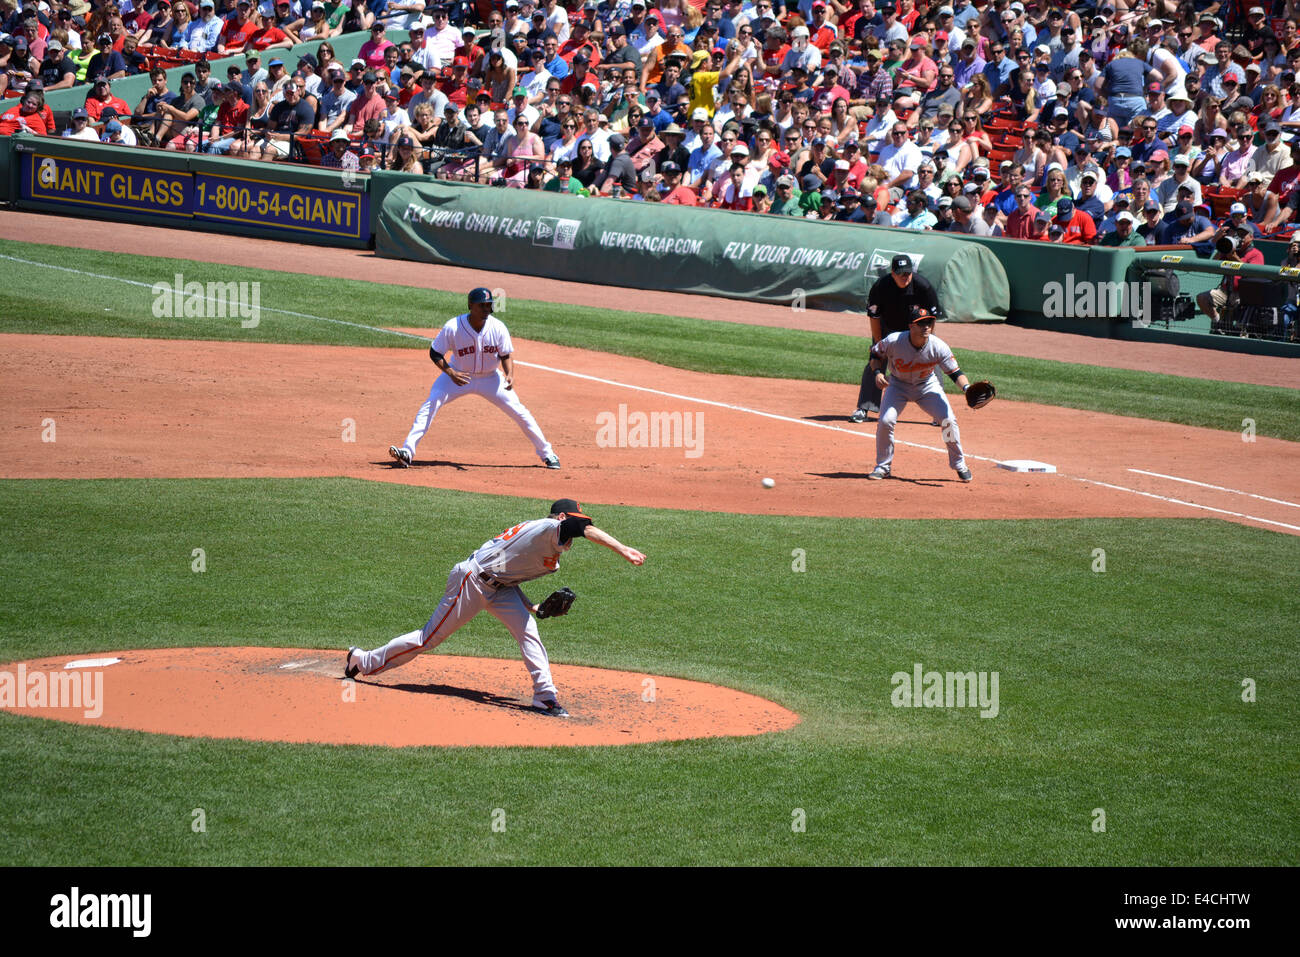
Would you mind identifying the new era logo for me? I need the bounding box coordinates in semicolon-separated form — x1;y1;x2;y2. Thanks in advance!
868;250;925;274
533;216;581;249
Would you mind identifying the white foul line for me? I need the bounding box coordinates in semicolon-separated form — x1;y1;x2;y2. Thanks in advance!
4;250;1294;532
518;364;1300;534
1126;469;1300;510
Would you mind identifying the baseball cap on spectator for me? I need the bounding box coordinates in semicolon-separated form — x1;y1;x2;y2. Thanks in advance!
1230;202;1248;216
860;194;878;208
72;107;88;120
661;161;681;175
608;23;625;37
100;106;119;119
938;196;953;208
792;25;810;37
329;129;350;142
768;150;790;170
1172;154;1191;168
891;254;913;274
199;0;214;7
351;58;365;68
1113;194;1130;206
1146;82;1162;93
691;50;710;69
800;173;822;191
395;134;415;148
776;174;795;188
691;107;709;122
1116;211;1136;225
953;195;972;212
512;86;527;97
963;181;980;194
106;119;122;133
1175;201;1194;220
1054;197;1075;219
608;133;626;149
1149;149;1169;163
821;188;838;203
730;142;750;156
645;89;661;102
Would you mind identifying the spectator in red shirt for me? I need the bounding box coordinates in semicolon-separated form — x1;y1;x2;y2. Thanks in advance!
218;0;260;56
560;20;601;68
83;75;132;123
346;71;387;133
246;10;295;54
1004;185;1041;239
808;3;838;52
203;84;252;155
439;58;472;109
659;161;698;205
1054;197;1098;244
0;92;49;136
713;162;754;210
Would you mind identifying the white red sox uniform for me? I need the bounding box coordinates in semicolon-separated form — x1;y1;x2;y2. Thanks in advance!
350;514;586;704
397;311;555;464
871;330;968;473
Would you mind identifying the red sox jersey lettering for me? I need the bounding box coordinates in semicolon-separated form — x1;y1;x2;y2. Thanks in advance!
433;312;515;377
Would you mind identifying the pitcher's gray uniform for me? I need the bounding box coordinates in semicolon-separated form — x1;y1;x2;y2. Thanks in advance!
868;325;973;481
345;499;646;715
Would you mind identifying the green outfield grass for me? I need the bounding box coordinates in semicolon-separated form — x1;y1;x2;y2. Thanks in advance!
1;479;1296;866
1;239;1295;441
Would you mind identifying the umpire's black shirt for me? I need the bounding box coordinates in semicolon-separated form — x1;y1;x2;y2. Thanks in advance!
866;270;943;337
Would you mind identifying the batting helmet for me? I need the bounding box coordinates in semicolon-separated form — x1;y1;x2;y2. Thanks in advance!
468;287;494;306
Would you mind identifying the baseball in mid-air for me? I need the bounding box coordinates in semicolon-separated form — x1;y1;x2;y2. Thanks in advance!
761;477;775;489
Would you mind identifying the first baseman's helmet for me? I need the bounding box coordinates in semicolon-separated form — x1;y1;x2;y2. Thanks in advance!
468;287;493;306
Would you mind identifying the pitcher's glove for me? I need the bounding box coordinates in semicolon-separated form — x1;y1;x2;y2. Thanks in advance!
535;587;577;619
965;381;996;409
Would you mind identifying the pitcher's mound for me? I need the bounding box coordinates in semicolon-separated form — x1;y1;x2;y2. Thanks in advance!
2;647;800;747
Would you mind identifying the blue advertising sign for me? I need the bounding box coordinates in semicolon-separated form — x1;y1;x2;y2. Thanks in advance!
23;150;192;217
192;171;367;241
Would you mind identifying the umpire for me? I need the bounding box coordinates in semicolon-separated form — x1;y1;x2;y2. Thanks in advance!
851;254;944;422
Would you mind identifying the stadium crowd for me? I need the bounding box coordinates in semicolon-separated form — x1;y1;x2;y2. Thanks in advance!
3;0;1300;245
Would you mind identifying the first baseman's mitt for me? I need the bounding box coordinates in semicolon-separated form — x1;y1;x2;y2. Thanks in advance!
535;588;577;619
966;381;996;409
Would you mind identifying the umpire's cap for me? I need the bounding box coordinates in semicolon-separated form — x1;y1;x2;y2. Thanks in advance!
468;287;494;306
550;498;590;519
890;254;914;274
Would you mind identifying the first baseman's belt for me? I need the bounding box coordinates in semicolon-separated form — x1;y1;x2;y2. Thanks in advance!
478;571;511;589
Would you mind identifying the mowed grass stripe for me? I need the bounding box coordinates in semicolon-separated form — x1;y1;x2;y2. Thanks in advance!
1;478;1296;865
1;238;1296;441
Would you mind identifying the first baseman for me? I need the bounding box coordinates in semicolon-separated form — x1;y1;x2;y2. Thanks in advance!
389;287;560;470
345;498;646;717
866;307;974;483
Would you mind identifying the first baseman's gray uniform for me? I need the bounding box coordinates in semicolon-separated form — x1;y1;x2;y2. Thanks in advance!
870;330;969;475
